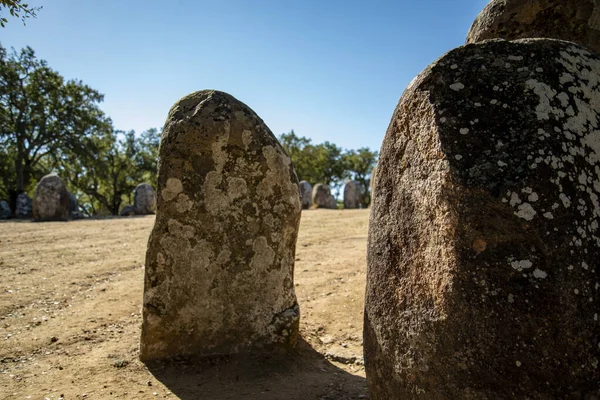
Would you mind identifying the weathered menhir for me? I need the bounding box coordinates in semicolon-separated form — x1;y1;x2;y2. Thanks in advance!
365;39;600;399
140;90;302;361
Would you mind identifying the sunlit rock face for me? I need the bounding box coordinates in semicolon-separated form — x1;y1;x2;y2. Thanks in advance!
467;0;600;55
32;174;70;222
365;39;600;399
140;90;302;361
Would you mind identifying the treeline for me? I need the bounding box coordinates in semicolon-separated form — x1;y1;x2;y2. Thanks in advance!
0;44;159;216
279;131;377;207
0;43;377;216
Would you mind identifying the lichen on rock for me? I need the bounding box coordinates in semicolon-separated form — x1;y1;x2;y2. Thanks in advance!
140;90;301;361
467;0;600;55
365;39;600;399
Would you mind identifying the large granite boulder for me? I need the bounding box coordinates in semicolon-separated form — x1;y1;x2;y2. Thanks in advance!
15;192;32;219
466;0;600;55
299;180;313;209
32;174;70;222
343;181;362;209
0;201;10;219
133;183;156;215
140;90;302;361
365;39;600;399
312;183;331;208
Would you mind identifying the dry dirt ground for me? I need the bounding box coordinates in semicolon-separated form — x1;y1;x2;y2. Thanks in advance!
0;209;370;400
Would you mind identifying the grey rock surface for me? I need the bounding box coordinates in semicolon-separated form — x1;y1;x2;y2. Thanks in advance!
32;174;69;222
120;205;135;217
299;180;313;209
365;39;600;399
140;90;302;361
133;183;156;215
467;0;600;55
15;193;32;219
327;194;337;210
343;181;362;209
312;183;332;208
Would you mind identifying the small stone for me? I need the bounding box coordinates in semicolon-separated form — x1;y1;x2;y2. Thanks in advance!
319;335;335;344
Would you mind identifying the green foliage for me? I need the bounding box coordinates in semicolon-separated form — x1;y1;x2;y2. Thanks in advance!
0;0;42;27
49;128;160;216
0;43;110;195
279;131;377;206
0;42;376;215
0;43;160;216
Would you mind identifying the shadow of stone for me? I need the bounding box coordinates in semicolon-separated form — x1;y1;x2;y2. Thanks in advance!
145;338;368;400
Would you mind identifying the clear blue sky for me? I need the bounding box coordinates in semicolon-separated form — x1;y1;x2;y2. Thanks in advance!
2;0;488;152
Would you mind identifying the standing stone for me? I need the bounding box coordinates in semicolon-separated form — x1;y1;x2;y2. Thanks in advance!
299;181;313;209
120;205;135;216
466;0;600;55
15;193;32;219
140;90;301;361
343;181;362;209
312;183;332;208
133;183;156;215
0;201;10;219
365;39;600;399
327;194;337;209
32;174;70;222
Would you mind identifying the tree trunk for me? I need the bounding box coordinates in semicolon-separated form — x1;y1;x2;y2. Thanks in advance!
15;157;24;192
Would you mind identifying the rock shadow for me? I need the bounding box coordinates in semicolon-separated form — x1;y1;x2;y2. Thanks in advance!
145;338;367;400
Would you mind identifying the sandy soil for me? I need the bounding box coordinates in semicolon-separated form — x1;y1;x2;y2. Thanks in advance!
0;209;370;400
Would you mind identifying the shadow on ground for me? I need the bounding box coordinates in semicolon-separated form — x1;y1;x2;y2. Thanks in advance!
145;338;368;400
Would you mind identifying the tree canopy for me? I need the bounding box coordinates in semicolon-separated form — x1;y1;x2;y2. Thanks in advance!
0;43;377;215
0;43;159;216
0;0;41;27
279;130;377;207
